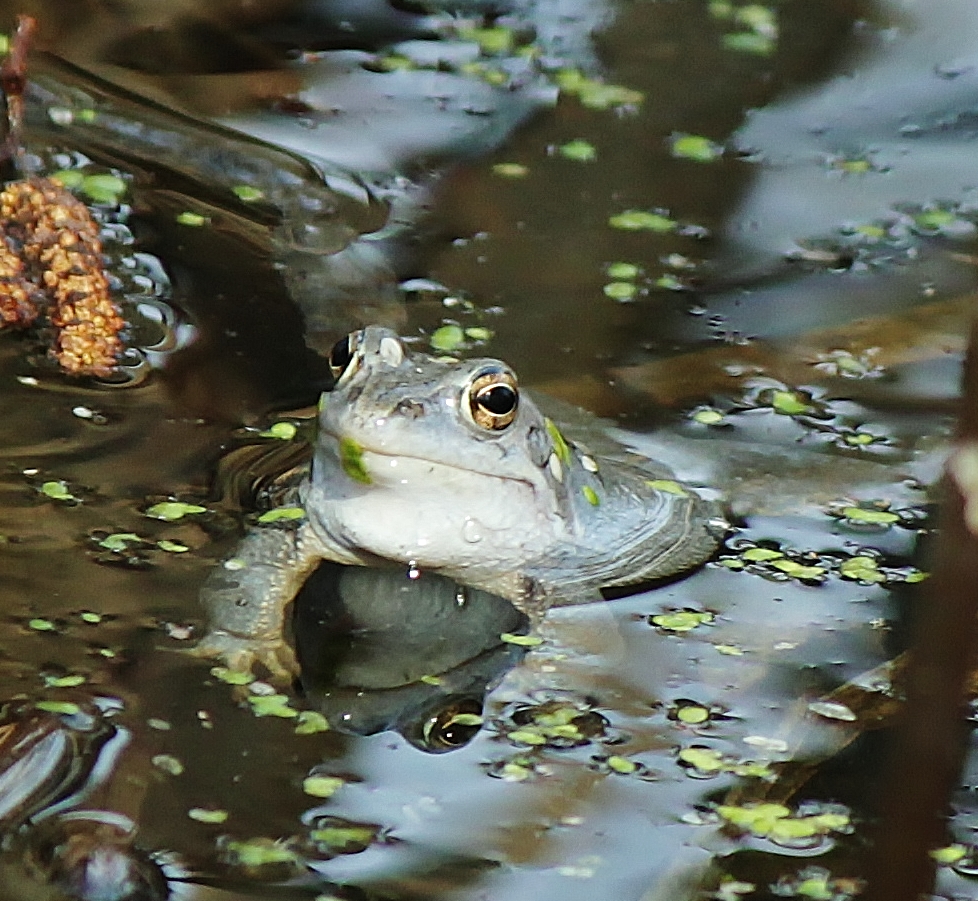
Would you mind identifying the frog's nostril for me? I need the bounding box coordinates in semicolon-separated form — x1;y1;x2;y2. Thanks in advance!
395;398;425;419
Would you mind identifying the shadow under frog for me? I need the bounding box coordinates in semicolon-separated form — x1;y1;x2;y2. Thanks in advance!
196;326;724;678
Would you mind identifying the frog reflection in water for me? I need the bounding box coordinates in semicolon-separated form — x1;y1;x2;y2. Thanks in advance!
197;327;723;676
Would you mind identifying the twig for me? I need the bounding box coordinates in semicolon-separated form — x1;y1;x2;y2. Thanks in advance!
0;15;36;178
863;318;978;900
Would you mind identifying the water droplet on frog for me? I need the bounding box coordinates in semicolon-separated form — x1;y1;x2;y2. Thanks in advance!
407;560;421;580
462;518;482;543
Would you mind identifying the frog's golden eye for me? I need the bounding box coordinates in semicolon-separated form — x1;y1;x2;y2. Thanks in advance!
468;369;519;431
328;330;362;382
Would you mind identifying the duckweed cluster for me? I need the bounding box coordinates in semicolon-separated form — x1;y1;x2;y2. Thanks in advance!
718;539;927;586
714;801;851;846
709;1;780;56
481;693;653;783
686;377;918;455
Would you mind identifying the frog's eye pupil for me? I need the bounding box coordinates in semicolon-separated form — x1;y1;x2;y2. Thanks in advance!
468;370;519;430
478;385;517;416
329;331;360;380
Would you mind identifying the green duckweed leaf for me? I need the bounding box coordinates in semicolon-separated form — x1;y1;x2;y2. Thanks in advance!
35;701;81;715
500;632;544;647
81;173;127;204
259;422;297;440
98;533;143;552
176;211;208;227
492;162;529;178
303;775;345;798
225;838;297;866
607;755;638;774
606;262;640;279
671;134;723;163
145;501;207;521
692;408;725;425
40;481;77;502
603;281;638;301
651;610;714;632
609;210;676;232
430;324;466;352
157;539;190;553
257;507;305;524
295;711;330;735
232;185;264;202
559;139;597;162
248;694;298;718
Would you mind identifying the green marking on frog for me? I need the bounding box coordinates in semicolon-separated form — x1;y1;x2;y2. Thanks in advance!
339;437;371;485
544;417;571;465
646;479;689;497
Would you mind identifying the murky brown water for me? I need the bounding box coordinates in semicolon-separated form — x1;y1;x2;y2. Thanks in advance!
0;1;975;899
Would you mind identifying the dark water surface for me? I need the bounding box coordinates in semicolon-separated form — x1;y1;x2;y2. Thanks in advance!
0;1;975;899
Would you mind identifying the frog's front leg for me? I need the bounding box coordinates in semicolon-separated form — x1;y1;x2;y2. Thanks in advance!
193;522;326;680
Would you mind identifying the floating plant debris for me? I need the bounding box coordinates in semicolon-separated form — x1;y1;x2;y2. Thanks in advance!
0;177;126;376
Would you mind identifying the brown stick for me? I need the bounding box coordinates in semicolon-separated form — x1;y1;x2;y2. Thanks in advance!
863;318;978;901
0;15;36;175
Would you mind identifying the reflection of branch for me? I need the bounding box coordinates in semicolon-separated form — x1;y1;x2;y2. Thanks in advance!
0;15;36;178
863;319;978;901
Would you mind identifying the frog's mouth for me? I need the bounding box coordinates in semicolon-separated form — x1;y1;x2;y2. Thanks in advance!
328;432;531;491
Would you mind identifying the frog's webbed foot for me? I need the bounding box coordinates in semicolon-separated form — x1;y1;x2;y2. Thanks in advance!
190;629;299;683
194;522;326;682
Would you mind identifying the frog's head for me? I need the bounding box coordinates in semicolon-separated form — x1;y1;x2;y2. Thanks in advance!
314;327;561;496
309;327;588;570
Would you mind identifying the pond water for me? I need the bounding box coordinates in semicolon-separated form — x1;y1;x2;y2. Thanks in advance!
0;1;975;899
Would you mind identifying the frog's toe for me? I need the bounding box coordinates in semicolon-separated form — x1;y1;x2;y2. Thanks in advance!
190;630;299;682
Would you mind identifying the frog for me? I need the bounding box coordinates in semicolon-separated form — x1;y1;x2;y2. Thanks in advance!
195;326;723;676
